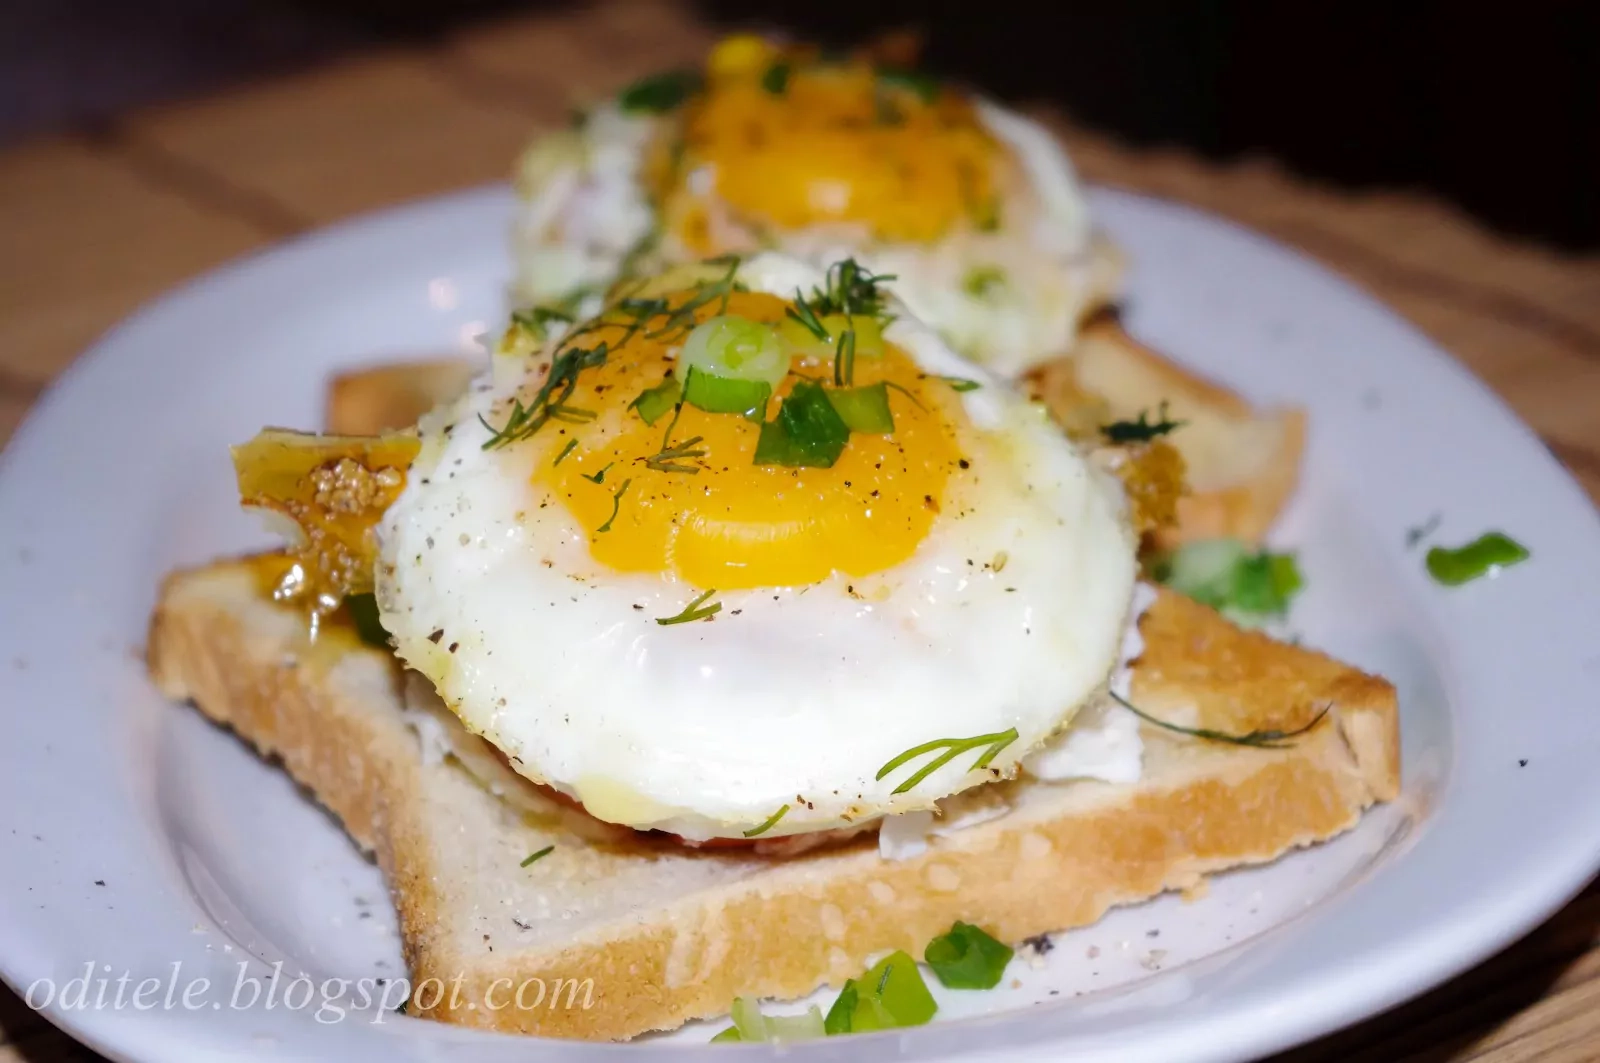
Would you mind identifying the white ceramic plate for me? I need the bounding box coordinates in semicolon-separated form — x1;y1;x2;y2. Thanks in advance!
2;187;1598;1063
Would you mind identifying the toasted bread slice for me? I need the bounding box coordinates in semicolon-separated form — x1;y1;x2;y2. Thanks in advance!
147;558;1397;1041
1027;316;1307;548
326;359;478;437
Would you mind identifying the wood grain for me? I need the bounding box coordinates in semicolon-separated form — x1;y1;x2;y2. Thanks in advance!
0;1;1597;1058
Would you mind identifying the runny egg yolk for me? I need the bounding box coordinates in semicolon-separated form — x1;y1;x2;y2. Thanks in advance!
526;290;964;589
648;51;1000;246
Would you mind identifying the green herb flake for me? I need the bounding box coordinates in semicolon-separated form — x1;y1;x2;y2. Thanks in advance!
629;377;683;426
480;341;609;449
823;980;858;1035
617;69;702;114
827;382;895;433
832;326;856;386
552;438;578;466
1425;532;1530;586
1101;402;1184;444
580;462;613;485
939;375;982;393
596;478;633;534
742;804;790;838
341;592;390;649
709;1025;742;1042
519;845;554;868
1111;690;1331;749
924;921;1014;989
1150;539;1303;625
854;951;937;1029
656;588;721;626
876;728;1019;795
876;66;940;103
753;380;851;468
761;62;791;95
510;304;576;343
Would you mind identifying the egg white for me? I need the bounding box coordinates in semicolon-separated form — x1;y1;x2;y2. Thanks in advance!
378;254;1137;840
511;95;1106;377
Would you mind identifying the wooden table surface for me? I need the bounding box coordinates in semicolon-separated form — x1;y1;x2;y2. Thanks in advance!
1;1;1597;1059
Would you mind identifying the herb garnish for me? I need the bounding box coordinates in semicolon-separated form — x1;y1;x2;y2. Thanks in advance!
962;266;1005;299
938;376;982;393
617;69;702;113
1110;690;1331;749
876;66;939;103
761;62;791;95
596;478;633;534
753;380;851;468
580;462;613;484
1425;531;1530;586
742;804;790;838
924;921;1013;990
641;402;706;474
833;326;857;386
629;376;682;426
480;342;608;449
520;845;554;868
1150;539;1302;626
807;258;895;319
875;728;1019;794
552;439;578;466
510;304;576;343
656;589;721;626
1101;403;1183;444
1405;513;1442;549
342;592;389;648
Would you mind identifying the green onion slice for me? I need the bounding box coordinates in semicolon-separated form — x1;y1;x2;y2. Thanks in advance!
709;1025;742;1043
677;315;787;388
1150;539;1302;625
753;380;850;468
825;951;937;1034
924;921;1014;989
827;382;895;434
617;69;702;113
629;377;682;426
1425;532;1530;586
778;313;885;361
682;366;771;421
761;62;791;95
729;997;824;1042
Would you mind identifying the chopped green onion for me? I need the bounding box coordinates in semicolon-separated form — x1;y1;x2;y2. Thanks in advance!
552;438;578;465
682;367;771;420
831;952;936;1033
1102;403;1183;444
924;921;1013;989
761;62;791;95
1150;539;1302;625
617;69;702;113
677;315;788;388
709;1025;742;1043
938;375;982;393
1426;532;1530;586
753;381;851;468
656;589;721;626
742;804;789;838
823;981;858;1035
828;383;895;433
876;67;940;103
729;997;825;1043
629;377;682;426
778;313;885;362
519;845;554;868
342;593;389;648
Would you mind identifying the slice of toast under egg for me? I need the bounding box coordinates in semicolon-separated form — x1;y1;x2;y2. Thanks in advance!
146;559;1396;1040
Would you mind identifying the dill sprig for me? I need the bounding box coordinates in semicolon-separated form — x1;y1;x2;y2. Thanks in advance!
596;478;633;534
519;845;554;867
785;291;829;341
1109;690;1331;749
811;258;895;318
643;256;741;341
876;728;1019;795
656;589;721;626
552;439;578;466
1101;403;1184;444
742;804;790;838
580;462;613;484
833;327;857;387
639;401;706;474
480;341;609;449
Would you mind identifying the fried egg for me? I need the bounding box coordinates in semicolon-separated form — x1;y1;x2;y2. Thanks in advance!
511;36;1112;378
377;254;1136;840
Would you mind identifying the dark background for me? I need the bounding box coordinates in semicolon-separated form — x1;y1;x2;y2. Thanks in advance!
4;0;1596;248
